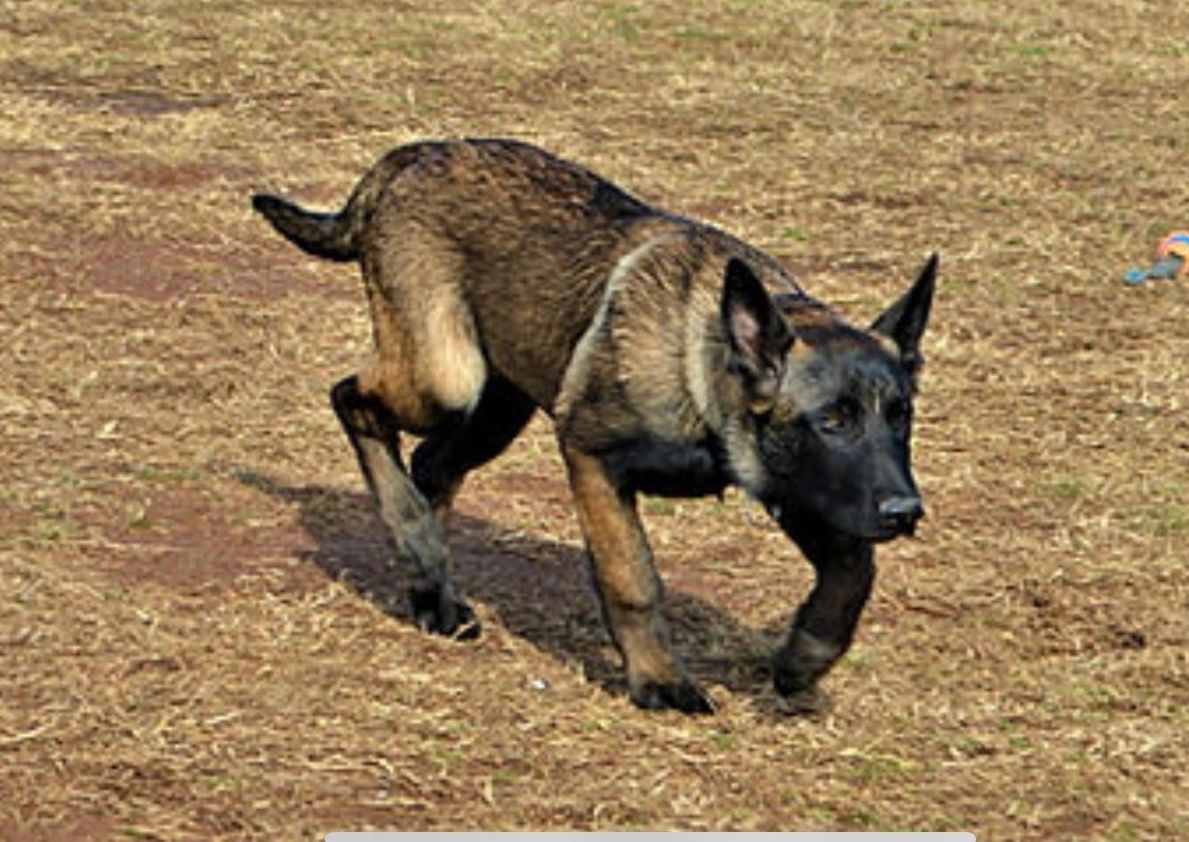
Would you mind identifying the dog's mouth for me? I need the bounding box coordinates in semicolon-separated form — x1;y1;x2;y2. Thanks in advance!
866;523;916;543
767;502;922;543
865;514;924;543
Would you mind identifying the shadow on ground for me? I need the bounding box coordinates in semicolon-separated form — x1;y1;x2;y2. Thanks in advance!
236;469;823;717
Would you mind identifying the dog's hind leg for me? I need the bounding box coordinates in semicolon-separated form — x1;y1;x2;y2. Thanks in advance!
411;376;538;529
331;375;479;639
772;529;875;697
560;444;714;714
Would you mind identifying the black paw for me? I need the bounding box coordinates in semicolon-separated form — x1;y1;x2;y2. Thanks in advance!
409;586;481;641
771;651;832;714
631;679;715;714
775;685;832;716
772;636;836;697
773;664;814;697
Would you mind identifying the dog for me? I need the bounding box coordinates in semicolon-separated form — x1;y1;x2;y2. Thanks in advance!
252;138;936;714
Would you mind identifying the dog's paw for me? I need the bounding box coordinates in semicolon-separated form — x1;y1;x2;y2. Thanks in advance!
409;586;481;641
774;683;832;716
772;632;840;697
631;679;715;715
772;663;814;697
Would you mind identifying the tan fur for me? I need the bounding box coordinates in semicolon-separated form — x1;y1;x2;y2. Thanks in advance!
555;234;676;421
560;444;682;690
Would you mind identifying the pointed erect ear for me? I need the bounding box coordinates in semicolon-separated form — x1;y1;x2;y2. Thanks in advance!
871;252;937;381
721;258;793;412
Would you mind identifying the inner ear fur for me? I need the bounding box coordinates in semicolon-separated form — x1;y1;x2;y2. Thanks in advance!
720;258;794;411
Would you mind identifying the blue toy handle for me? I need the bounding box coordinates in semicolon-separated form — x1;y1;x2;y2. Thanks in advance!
1123;255;1184;285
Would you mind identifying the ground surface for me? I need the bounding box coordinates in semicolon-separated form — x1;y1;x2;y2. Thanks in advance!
1;1;1187;839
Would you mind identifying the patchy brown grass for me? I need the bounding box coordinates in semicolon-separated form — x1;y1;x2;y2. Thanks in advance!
2;1;1187;839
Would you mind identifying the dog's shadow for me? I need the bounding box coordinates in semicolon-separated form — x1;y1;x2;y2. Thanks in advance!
237;470;821;717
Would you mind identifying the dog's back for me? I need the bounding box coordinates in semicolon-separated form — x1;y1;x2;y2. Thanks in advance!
255;139;798;412
366;140;686;408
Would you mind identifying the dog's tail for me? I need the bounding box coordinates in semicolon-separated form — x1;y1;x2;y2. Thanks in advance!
251;144;427;262
250;193;359;262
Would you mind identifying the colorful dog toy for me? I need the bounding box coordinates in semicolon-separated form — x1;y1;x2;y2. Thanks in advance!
1123;230;1189;285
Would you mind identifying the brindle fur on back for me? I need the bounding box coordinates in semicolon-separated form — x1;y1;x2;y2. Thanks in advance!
253;138;936;714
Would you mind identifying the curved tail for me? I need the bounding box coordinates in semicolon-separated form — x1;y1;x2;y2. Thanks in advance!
250;193;359;262
252;144;432;264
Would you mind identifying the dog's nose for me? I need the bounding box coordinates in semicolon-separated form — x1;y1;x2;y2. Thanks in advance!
877;496;924;534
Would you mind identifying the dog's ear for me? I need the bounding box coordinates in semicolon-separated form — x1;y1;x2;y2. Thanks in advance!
721;258;793;413
871;252;937;381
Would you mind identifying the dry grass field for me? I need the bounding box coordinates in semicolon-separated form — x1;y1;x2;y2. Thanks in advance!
2;1;1187;839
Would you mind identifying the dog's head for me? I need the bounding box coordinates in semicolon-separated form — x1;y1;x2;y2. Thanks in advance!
718;254;937;543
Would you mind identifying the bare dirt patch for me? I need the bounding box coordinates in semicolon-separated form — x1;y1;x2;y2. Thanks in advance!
76;235;328;303
90;484;322;596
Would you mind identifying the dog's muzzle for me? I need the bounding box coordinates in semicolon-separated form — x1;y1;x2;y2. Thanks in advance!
876;495;924;537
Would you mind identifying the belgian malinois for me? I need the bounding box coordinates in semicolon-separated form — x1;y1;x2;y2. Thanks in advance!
253;138;936;714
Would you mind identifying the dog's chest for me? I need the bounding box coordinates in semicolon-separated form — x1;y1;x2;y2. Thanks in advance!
599;435;729;498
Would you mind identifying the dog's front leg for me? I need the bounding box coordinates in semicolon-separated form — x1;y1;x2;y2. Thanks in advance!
560;443;713;714
773;527;875;698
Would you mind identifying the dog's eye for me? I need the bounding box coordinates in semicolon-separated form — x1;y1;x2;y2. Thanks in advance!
818;398;859;434
818;411;844;433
